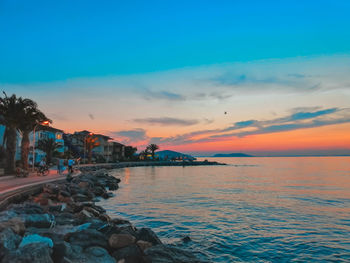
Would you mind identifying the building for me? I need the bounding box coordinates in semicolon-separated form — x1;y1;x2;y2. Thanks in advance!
65;130;125;162
29;125;65;164
0;124;65;165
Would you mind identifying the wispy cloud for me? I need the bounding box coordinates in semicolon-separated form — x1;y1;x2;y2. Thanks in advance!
110;128;148;144
143;90;185;101
149;107;350;146
132;117;199;126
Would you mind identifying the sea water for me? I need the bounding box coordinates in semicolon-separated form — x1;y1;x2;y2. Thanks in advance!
100;157;350;262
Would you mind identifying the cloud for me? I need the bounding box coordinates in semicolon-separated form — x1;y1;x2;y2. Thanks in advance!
110;128;148;144
132;117;199;126
143;90;185;101
149;107;350;146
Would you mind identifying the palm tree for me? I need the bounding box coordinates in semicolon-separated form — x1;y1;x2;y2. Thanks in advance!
124;146;137;160
18;102;49;170
37;138;61;165
85;135;100;163
146;144;159;160
0;93;32;174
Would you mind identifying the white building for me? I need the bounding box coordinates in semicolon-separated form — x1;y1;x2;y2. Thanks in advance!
0;124;65;165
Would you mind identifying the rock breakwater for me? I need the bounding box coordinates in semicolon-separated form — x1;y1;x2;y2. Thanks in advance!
0;169;205;262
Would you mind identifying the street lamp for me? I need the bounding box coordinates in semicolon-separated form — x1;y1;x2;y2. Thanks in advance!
32;120;50;170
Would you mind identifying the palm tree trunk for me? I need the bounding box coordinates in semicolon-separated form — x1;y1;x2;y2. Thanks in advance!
5;127;17;174
21;130;30;170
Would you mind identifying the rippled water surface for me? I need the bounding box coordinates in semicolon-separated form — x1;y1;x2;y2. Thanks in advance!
100;157;350;262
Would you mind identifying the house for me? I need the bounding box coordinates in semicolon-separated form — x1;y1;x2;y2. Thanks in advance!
0;124;65;164
29;125;65;164
110;142;125;162
65;131;125;162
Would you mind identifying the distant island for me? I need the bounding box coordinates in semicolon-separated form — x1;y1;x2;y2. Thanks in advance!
213;153;254;157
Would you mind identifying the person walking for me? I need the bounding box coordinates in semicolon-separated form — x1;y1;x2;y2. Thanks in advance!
68;158;75;174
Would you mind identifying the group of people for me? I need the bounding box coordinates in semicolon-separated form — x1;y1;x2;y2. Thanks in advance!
56;158;80;175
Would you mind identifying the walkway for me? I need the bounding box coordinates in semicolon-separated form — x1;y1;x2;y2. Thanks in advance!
0;169;79;198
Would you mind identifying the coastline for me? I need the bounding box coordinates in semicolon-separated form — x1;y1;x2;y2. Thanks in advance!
0;162;222;262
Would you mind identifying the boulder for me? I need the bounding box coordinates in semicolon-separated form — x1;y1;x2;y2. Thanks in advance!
78;181;90;189
0;228;21;250
144;244;204;263
19;234;53;248
112;244;146;263
137;240;153;251
84;246;116;263
0;218;25;235
20;213;55;228
9;203;44;214
73;193;90;202
66;229;108;249
2;243;53;263
109;233;136;249
137;228;162;245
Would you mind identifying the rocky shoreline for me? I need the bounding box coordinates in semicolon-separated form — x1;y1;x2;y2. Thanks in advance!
0;168;207;262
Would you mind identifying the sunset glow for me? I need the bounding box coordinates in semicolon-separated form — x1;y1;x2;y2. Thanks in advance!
1;1;350;156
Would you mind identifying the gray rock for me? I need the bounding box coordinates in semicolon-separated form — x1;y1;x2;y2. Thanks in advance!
85;246;116;263
0;228;21;250
137;228;162;245
20;213;55;228
0;218;25;235
67;229;108;249
19;234;53;248
2;243;53;263
109;233;136;249
112;244;147;263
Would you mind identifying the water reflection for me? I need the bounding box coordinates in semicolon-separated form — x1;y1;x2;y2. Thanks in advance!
101;157;350;262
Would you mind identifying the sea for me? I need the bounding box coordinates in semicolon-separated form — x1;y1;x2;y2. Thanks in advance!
100;157;350;262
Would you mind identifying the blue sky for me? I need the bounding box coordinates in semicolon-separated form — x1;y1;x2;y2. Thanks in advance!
1;0;350;83
1;1;350;155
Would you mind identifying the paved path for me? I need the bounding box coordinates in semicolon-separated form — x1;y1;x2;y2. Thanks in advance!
0;169;77;196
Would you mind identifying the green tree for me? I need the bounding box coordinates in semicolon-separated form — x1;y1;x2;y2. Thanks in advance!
37;138;61;165
0;93;33;174
146;144;159;160
18;102;49;170
124;146;137;160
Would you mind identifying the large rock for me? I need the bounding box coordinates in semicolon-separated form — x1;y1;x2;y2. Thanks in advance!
9;203;44;214
112;244;147;263
0;218;25;235
109;233;136;249
84;246;116;263
19;234;53;248
137;228;162;245
2;243;53;263
144;244;204;263
137;240;153;251
20;213;55;228
66;229;108;249
0;228;21;250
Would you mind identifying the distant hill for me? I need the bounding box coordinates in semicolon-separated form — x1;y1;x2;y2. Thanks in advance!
156;150;196;160
213;153;253;157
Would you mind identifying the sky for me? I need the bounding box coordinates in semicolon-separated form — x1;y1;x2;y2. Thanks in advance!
1;0;350;156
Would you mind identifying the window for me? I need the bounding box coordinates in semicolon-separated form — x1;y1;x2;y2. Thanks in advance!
56;133;62;139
